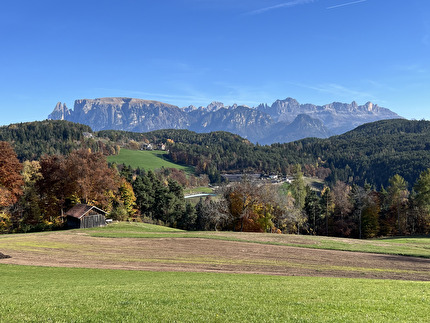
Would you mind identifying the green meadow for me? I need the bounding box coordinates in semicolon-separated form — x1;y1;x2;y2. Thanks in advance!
106;149;193;172
184;186;215;195
0;264;429;322
1;223;430;321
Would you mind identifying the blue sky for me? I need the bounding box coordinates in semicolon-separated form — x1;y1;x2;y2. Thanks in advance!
1;0;429;125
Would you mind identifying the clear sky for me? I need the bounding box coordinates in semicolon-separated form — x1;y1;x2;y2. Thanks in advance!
1;0;429;126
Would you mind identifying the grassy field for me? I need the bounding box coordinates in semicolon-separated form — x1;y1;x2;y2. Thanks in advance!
0;264;429;322
1;223;430;321
303;176;325;191
106;149;194;172
184;186;215;195
85;222;430;259
85;221;184;234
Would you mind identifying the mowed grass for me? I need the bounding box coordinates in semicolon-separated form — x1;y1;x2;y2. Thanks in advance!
85;221;184;235
106;149;193;172
0;264;429;322
86;222;430;258
1;224;429;321
184;186;215;195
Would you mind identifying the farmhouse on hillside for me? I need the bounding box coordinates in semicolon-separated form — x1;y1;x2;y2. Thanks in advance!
65;204;107;229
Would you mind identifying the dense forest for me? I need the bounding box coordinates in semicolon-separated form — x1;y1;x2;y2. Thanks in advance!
99;119;430;188
313;119;430;188
98;129;326;182
2;119;430;236
3;119;430;188
0;120;118;160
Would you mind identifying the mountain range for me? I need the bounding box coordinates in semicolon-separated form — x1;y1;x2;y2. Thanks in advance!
48;97;401;144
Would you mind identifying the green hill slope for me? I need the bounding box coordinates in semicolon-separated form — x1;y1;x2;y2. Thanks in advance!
106;149;193;172
150;119;430;187
2;119;430;187
320;119;430;187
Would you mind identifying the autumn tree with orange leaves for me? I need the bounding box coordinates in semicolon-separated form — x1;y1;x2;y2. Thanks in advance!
37;149;122;220
0;141;24;207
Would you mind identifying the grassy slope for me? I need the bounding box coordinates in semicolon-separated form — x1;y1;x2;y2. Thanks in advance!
106;149;193;172
184;187;215;195
0;264;429;322
86;222;430;259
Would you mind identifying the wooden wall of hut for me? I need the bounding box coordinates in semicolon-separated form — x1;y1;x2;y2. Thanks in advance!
80;214;106;228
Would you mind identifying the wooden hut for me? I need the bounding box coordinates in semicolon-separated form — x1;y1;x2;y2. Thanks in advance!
65;204;107;229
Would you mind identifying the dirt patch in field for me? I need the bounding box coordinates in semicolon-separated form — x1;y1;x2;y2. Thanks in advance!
1;231;429;281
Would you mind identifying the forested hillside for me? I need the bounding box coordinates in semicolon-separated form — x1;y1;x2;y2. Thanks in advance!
99;119;430;188
309;119;430;188
2;119;430;188
2;119;430;237
97;129;320;182
0;120;118;160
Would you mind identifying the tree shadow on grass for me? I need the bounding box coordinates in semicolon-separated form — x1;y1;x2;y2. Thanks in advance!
377;235;430;240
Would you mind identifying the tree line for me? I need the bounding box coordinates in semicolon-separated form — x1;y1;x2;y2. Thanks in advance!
0;142;134;232
3;118;430;236
192;167;430;237
4;119;430;190
2;140;430;236
0;141;201;233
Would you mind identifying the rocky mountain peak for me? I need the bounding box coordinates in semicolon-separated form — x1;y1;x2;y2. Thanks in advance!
365;102;374;111
256;103;269;110
48;96;402;144
48;102;71;120
289;114;330;135
206;101;225;111
272;97;300;108
183;105;198;112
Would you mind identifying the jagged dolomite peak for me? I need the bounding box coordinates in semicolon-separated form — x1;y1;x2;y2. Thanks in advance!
48;97;402;144
51;97;190;132
48;102;71;120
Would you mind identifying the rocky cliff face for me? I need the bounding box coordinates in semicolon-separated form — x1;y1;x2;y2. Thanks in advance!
49;102;71;120
48;97;402;144
260;114;331;145
188;105;273;142
50;98;190;132
256;98;399;134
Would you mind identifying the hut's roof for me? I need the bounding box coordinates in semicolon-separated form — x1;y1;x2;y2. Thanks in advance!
65;204;107;219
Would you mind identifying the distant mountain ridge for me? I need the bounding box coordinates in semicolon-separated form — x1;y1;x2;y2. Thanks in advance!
49;97;401;144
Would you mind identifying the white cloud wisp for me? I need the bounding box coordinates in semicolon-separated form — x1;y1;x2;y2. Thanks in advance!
246;0;316;15
326;0;367;10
